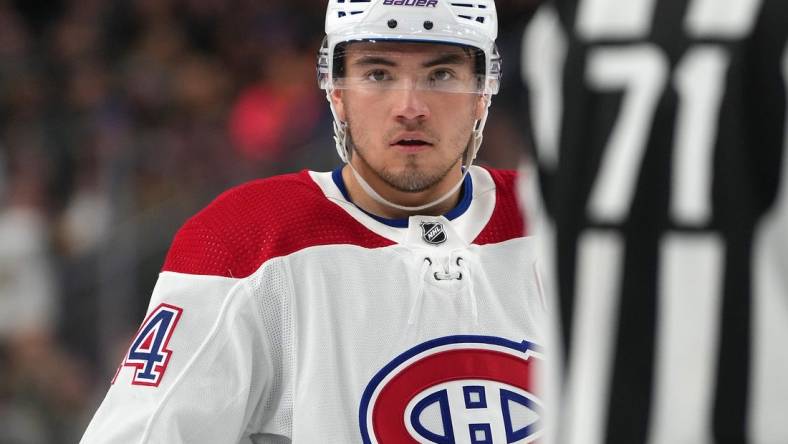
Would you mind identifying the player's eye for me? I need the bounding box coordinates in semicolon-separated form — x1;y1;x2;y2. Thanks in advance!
365;69;390;82
430;69;456;82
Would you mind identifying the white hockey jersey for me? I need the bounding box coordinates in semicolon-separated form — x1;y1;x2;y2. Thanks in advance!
81;166;546;444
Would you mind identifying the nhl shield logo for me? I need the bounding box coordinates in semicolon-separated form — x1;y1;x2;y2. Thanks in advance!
420;222;447;245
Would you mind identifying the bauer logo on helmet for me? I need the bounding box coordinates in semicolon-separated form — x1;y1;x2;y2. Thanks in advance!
382;0;438;6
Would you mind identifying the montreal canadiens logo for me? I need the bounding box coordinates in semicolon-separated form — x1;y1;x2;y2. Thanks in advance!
359;335;542;443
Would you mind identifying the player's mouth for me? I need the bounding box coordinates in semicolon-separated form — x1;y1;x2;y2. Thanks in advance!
390;133;434;152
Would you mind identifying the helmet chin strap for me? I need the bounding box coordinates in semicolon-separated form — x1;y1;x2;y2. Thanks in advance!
326;91;492;213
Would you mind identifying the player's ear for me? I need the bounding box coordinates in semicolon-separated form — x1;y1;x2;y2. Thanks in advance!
329;89;347;122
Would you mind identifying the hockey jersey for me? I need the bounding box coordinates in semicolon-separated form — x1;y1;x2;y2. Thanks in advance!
80;165;546;444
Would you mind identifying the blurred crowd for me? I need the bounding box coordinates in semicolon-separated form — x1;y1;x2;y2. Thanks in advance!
0;0;536;442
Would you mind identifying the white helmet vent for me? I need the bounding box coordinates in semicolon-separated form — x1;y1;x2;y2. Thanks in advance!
449;2;494;24
332;0;374;20
451;1;496;27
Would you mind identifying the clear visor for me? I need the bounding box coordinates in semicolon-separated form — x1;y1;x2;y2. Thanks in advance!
329;42;489;95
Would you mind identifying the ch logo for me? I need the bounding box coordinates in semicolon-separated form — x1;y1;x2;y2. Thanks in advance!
360;335;543;443
407;383;540;443
421;221;447;245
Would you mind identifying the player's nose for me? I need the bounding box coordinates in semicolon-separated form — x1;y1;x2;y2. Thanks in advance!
392;84;430;122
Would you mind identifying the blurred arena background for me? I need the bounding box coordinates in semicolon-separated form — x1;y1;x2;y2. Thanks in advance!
0;0;539;442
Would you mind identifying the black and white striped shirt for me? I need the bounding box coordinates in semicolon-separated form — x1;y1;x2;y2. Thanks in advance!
518;0;788;442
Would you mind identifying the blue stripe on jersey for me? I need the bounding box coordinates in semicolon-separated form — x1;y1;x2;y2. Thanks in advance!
331;166;474;228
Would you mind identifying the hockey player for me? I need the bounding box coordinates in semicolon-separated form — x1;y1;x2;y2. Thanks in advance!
81;0;546;442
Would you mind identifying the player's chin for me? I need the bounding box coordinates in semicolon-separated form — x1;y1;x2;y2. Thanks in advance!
388;169;445;193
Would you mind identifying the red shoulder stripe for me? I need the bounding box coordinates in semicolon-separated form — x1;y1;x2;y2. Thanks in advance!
162;171;395;278
473;168;527;245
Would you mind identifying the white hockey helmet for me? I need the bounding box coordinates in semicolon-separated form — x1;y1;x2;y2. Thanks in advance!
318;0;501;97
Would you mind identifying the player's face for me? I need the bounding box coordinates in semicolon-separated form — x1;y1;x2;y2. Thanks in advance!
331;42;485;194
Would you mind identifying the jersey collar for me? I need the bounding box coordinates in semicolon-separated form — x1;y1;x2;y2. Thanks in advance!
331;166;474;228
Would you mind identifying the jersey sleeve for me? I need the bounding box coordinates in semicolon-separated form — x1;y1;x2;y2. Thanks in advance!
80;271;271;443
81;212;276;443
